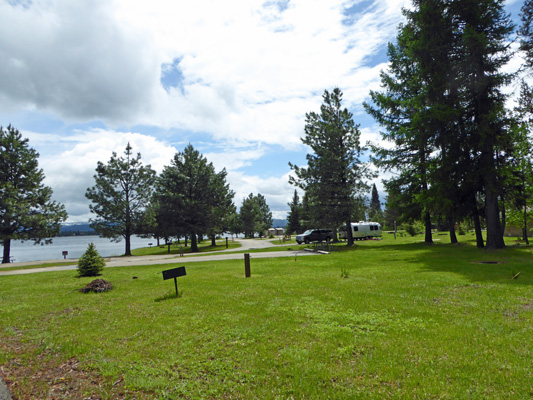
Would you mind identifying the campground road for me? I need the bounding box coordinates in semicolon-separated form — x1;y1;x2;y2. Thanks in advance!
0;239;320;276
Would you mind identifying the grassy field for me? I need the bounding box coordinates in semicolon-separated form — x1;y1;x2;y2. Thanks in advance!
1;233;532;399
131;238;242;256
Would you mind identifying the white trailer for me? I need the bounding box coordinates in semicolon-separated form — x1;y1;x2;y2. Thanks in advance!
339;221;382;240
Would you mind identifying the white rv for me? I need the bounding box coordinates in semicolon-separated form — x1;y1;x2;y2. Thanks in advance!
339;221;382;240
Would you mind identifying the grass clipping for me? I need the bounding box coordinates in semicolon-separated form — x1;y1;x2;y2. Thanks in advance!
79;279;113;293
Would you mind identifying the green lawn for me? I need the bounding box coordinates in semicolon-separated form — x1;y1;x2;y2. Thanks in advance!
131;238;241;256
1;234;532;399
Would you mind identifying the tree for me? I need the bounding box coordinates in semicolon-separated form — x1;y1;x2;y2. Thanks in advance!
290;88;372;246
86;144;156;256
368;184;382;222
286;190;302;235
0;125;67;264
239;193;273;238
156;144;235;252
77;242;105;277
366;0;514;249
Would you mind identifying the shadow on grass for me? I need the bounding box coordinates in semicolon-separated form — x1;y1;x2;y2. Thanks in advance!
337;236;533;286
154;291;183;302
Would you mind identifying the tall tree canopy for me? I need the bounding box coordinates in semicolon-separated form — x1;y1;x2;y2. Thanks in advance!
156;144;235;252
239;193;273;238
0;125;67;263
290;88;372;246
366;0;514;249
286;190;302;235
86;143;156;256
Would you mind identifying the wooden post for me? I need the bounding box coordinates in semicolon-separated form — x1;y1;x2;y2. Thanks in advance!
244;253;251;277
226;237;228;249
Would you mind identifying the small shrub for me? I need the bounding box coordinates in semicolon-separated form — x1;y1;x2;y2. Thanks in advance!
77;243;105;277
458;224;466;235
404;224;417;236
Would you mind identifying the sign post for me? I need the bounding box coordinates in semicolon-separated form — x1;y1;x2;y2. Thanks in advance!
162;266;187;296
244;253;251;278
62;251;68;259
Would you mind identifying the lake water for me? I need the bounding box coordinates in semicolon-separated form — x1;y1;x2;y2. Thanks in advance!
3;236;156;263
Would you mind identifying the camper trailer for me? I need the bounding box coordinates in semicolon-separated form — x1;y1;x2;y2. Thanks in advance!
339;221;382;240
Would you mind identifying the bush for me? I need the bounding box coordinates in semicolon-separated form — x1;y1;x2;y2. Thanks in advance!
77;243;105;277
404;224;418;236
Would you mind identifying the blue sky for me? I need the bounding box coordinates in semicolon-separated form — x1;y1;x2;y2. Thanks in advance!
0;0;525;222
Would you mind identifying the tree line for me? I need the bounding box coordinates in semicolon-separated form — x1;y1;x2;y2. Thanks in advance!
287;0;533;250
2;0;533;262
0;133;273;262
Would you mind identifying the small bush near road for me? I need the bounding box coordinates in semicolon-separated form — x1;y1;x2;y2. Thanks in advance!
77;242;105;277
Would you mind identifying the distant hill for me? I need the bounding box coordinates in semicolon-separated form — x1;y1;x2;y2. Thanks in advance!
272;218;288;228
59;223;96;236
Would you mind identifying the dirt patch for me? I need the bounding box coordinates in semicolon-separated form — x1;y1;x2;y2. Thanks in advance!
0;330;151;399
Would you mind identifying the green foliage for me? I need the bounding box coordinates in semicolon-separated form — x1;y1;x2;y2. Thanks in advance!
239;193;273;238
0;125;68;264
155;144;235;252
290;88;373;246
286;190;302;235
85;144;156;256
77;243;105;277
404;224;418;237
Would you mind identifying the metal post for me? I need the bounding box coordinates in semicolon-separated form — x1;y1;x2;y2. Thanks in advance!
226;237;228;248
244;253;251;278
174;278;178;296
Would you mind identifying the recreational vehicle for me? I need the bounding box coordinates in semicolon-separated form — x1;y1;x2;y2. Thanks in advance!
339;221;382;240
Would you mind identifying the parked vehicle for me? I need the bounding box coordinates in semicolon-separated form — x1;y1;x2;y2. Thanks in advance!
295;229;334;244
339;221;382;240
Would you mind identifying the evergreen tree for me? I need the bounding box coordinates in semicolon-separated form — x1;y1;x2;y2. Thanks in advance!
0;125;68;264
239;193;273;238
368;184;382;222
155;144;234;252
366;0;514;249
286;190;302;235
86;144;156;256
290;88;373;246
77;242;105;277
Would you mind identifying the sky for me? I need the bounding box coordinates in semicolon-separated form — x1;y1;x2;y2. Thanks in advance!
0;0;525;223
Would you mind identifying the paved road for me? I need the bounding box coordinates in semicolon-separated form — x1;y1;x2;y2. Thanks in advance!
0;239;319;276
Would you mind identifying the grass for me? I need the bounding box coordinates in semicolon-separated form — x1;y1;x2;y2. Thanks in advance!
1;233;532;398
0;261;77;272
131;238;241;256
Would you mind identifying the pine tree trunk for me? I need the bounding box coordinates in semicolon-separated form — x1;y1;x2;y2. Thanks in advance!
449;215;458;244
424;210;433;244
125;234;131;256
472;198;484;248
2;239;11;264
485;188;505;249
191;232;198;253
346;221;354;246
524;204;530;245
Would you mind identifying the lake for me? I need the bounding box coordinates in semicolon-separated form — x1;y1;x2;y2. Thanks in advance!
3;236;156;263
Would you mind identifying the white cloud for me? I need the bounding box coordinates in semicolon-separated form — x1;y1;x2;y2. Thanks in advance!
24;129;176;222
1;0;409;147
